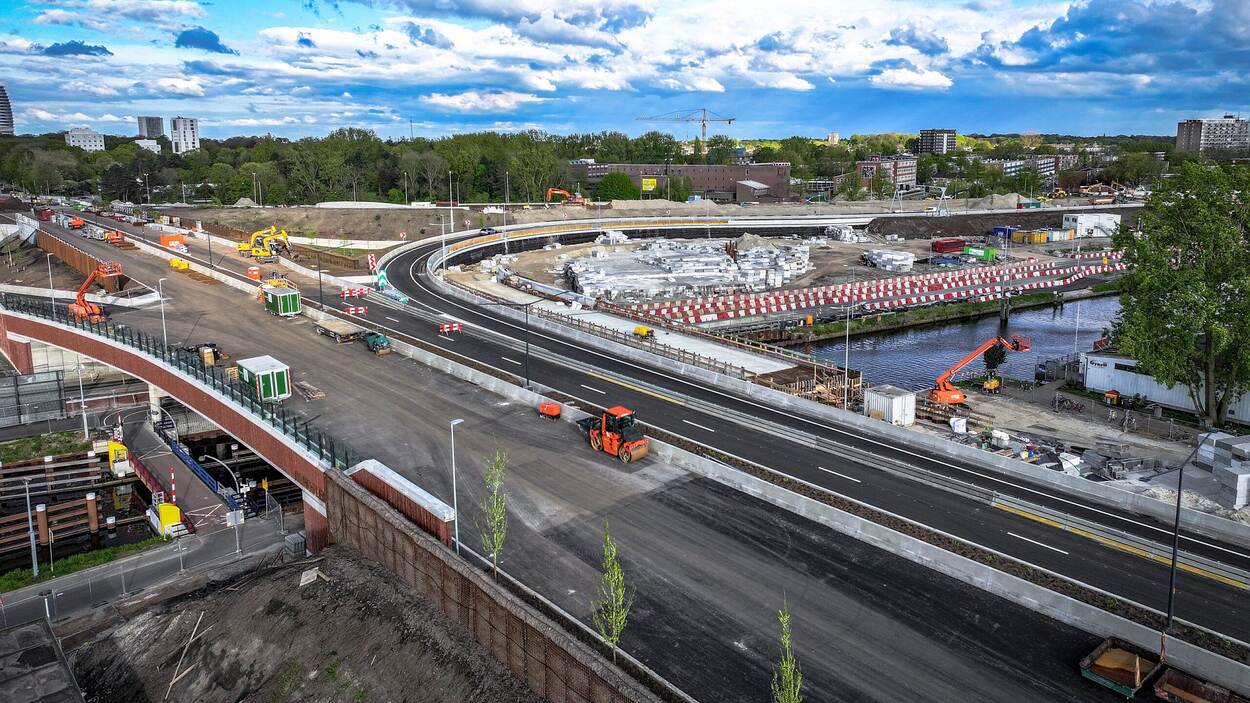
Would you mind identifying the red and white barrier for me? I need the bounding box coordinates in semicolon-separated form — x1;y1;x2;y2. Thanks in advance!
345;306;368;315
339;288;368;299
438;322;464;334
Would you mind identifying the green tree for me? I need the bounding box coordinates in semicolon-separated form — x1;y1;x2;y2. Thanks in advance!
596;171;639;200
477;449;508;577
771;603;802;703
867;168;893;200
591;520;633;663
838;172;864;201
1112;162;1250;427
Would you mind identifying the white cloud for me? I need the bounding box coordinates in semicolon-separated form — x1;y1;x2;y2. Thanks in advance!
155;77;206;96
421;90;549;112
870;66;954;89
60;80;120;96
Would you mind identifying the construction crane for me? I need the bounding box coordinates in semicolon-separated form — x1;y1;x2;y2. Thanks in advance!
929;335;1031;405
69;261;123;323
636;108;735;156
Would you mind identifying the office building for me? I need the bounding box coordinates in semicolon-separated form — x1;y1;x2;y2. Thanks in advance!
918;128;957;155
825;132;840;145
136;139;160;154
170;116;200;154
137;116;164;138
855;155;918;190
0;85;12;136
65;127;106;152
565;160;791;202
1176;115;1250;153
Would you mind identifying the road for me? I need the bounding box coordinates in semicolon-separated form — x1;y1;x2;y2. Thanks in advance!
2;210;1138;701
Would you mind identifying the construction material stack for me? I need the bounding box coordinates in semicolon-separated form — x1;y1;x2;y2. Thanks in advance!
1213;435;1250;509
862;249;915;273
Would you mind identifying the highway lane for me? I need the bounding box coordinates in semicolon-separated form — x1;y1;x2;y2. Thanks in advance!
34;211;1250;642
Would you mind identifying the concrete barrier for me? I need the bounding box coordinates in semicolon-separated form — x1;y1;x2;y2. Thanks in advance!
0;283;160;308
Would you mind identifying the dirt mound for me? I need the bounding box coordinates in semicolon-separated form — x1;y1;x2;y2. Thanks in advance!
70;546;540;703
733;232;775;251
866;207;1142;240
231;197;258;207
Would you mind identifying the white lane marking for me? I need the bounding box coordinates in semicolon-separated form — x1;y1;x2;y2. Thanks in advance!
682;419;715;433
579;384;606;395
501;357;522;366
817;466;863;483
397;246;1245;560
1008;532;1070;555
385;316;400;322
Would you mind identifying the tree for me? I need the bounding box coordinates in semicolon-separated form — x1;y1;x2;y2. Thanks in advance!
838;172;864;201
597;172;639;200
591;519;633;663
477;449;508;577
771;603;802;703
868;168;893;200
1112;162;1250;427
1058;169;1085;191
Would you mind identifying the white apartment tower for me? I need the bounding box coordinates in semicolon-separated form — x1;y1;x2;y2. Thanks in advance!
1176;115;1250;153
170;116;200;154
65;127;106;152
0;84;13;136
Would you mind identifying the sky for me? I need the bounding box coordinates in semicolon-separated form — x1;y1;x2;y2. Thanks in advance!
0;0;1247;141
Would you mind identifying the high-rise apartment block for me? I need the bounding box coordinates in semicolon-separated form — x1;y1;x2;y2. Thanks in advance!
1176;115;1249;153
137;116;164;138
170;116;200;154
65;127;106;152
919;128;957;155
0;84;13;136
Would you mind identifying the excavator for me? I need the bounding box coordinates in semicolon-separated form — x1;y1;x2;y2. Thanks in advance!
69;261;123;323
545;187;588;206
929;335;1031;405
250;230;290;263
236;226;276;255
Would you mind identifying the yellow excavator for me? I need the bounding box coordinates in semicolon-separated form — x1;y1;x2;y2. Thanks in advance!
237;226;275;255
250;230;290;263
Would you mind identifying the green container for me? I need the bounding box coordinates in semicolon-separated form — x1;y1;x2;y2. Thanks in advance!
262;285;301;317
962;245;998;263
236;355;291;402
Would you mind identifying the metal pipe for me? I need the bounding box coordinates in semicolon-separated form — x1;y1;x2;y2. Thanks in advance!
24;478;38;577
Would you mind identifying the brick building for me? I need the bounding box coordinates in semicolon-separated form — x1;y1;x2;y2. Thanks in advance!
565;160;791;202
855;155;918;191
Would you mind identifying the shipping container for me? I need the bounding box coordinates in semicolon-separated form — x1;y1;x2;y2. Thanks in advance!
236;355;291;402
159;233;187;248
261;285;301;317
931;237;965;253
1048;229;1075;242
863;385;916;426
992;226;1017;238
962;245;998;263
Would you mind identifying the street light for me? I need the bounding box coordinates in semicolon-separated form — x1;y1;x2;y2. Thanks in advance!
157;277;169;348
402;171;410;205
843;263;856;409
75;360;89;440
199;454;243;496
479;299;537;388
1163;434;1204;652
24;478;38;577
449;418;464;555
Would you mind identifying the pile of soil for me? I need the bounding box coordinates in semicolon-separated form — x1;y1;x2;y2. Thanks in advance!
70;546;540;703
866;207;1142;240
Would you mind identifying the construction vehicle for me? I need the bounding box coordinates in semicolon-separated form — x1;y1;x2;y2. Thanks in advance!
929;335;1031;405
105;230;124;245
68;261;123;323
315;318;363;343
362;332;392;355
69;217;85;229
633;325;655;339
981;376;1002;394
576;406;649;463
251;230;290;263
545;187;588;206
34;208;52;221
237;226;275;255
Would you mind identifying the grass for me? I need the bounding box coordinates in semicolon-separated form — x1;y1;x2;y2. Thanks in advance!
801;292;1058;338
0;431;93;464
0;536;167;593
1090;278;1125;294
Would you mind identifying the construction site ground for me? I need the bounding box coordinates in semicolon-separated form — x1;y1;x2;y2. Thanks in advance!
69;545;540;703
866;206;1141;240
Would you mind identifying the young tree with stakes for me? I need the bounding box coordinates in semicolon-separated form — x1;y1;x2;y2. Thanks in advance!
478;449;508;577
592;519;634;663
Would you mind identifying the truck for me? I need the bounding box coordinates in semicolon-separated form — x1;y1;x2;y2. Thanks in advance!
362;332;393;355
576;406;649;463
1078;638;1162;698
35;208;53;221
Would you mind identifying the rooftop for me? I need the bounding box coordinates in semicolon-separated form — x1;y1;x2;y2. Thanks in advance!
0;619;84;703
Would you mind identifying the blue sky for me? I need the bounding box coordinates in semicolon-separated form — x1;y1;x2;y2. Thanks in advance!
0;0;1247;140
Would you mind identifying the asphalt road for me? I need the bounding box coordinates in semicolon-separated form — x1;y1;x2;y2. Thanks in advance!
6;211;1137;700
35;211;1250;643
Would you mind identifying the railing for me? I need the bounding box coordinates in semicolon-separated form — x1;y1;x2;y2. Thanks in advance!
0;294;359;473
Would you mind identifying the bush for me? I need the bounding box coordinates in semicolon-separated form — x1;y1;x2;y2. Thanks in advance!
596;172;640;200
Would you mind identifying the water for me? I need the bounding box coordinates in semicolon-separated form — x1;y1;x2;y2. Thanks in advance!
810;296;1122;392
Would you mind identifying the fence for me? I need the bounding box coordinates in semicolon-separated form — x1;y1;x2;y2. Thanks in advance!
0;371;66;427
0;294;360;475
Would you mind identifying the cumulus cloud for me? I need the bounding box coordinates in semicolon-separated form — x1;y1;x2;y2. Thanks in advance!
34;0;206;32
60;80;120;96
43;41;113;57
175;26;238;55
156;77;206;96
402;22;453;49
884;24;949;56
870;66;954;89
421;90;548;111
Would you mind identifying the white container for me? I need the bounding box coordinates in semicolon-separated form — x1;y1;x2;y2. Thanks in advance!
863;385;915;426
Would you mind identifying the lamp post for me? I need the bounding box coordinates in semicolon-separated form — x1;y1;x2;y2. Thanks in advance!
447;170;453;206
1163;439;1203;652
504;170;509;254
24;478;38;577
157;277;169;348
403;171;410;205
843;263;856;408
199;454;243;496
449;418;464;554
75;360;89;440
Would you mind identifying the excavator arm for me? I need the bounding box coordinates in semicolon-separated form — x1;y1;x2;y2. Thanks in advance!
69;261;123;323
929;335;1031;405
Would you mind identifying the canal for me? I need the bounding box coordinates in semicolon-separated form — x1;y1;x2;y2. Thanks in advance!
810;295;1122;392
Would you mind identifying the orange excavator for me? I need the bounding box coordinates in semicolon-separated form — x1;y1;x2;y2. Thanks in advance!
545;187;588;205
69;261;123;323
929;335;1031;405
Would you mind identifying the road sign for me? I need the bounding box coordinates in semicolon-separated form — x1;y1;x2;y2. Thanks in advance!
641;177;657;192
367;253;377;273
376;269;390;289
226;509;245;527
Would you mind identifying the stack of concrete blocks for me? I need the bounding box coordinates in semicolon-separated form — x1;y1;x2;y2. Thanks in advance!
1212;434;1250;509
864;249;915;273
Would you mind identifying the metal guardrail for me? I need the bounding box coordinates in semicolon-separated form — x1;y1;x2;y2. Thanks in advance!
0;294;359;473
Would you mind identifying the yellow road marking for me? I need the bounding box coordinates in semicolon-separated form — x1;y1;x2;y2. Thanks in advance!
585;371;687;406
992;501;1249;591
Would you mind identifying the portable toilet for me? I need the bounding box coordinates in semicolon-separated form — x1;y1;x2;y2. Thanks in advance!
236;355;292;402
261;285;301;317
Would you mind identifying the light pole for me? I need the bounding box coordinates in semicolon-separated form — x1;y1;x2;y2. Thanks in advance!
447;170;453;206
199;454;243;496
1163;439;1203;654
24;478;38;577
843;263;856;408
46;253;55;305
449;418;464;555
504;170;509;254
440;213;448;270
403;171;410;205
75;360;89;440
157;277;169;348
